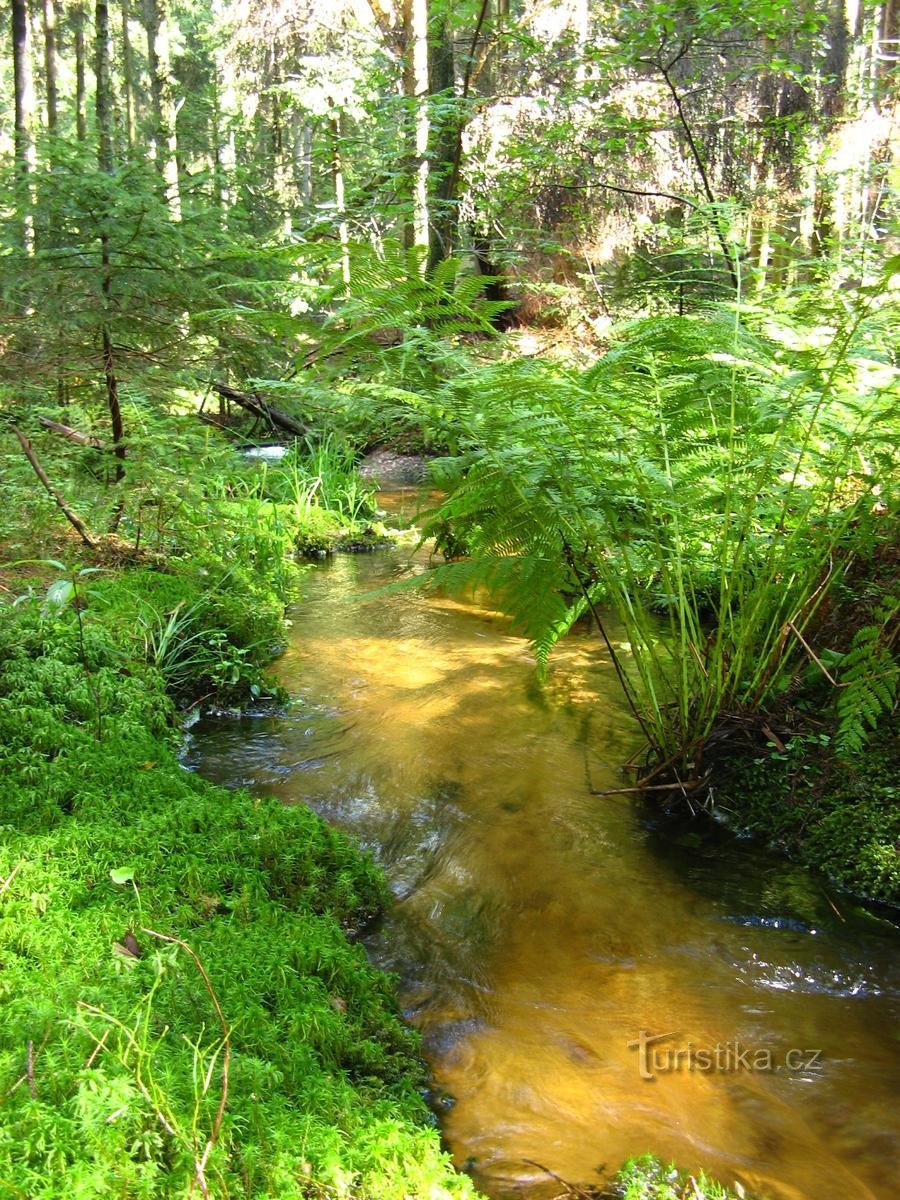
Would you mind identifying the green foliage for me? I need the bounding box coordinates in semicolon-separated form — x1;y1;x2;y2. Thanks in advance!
402;280;899;770
255;241;508;452
0;143;299;418
834;591;900;756
726;728;900;904
614;1154;755;1200
259;437;378;526
0;594;477;1199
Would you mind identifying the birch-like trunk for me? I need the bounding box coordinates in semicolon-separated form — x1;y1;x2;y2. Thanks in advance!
74;2;87;140
402;0;430;262
42;0;59;134
95;0;126;487
12;0;36;250
121;0;137;149
331;117;351;290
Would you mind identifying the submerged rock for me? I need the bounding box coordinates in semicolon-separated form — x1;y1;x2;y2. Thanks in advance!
359;446;428;485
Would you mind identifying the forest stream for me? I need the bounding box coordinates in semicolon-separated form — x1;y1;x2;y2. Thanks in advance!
185;490;900;1200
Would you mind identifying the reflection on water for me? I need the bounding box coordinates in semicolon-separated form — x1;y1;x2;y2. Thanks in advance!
185;533;900;1200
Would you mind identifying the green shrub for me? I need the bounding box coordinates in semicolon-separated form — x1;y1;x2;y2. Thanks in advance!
614;1154;756;1200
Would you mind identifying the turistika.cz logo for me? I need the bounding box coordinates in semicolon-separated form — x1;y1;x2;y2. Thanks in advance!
627;1030;824;1081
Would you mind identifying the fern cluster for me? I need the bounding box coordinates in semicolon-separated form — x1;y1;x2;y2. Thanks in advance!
835;592;900;755
397;280;899;771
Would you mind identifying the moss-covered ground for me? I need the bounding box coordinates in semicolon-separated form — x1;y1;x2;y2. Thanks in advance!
0;562;477;1199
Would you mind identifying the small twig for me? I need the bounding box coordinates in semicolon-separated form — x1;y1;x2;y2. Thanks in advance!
761;724;787;754
523;1160;596;1200
83;1026;111;1071
687;639;709;679
0;862;23;899
591;779;704;797
553;179;700;209
821;889;846;923
26;1042;35;1098
786;620;839;687
10;425;97;548
38;417;107;449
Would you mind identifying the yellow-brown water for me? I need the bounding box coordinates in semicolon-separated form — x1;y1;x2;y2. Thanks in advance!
186;529;899;1200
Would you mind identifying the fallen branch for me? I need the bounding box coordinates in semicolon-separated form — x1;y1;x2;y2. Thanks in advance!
212;382;308;439
0;862;23;899
38;417;107;450
11;425;97;548
523;1160;597;1200
591;779;705;797
786;620;839;687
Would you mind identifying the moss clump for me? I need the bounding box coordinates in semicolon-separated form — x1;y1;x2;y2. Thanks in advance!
0;593;476;1200
717;729;900;906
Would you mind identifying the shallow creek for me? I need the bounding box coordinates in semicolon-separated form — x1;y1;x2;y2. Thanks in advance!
185;494;899;1200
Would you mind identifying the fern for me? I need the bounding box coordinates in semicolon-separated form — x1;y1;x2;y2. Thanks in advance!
398;288;899;768
835;597;900;756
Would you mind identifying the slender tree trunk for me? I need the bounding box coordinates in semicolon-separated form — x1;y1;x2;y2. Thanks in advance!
269;41;293;236
121;0;137;149
143;0;181;217
12;0;37;251
659;63;740;294
213;47;237;212
330;117;351;290
402;0;430;262
426;14;457;270
74;3;87;140
293;109;313;209
42;0;59;134
210;74;223;208
95;0;126;487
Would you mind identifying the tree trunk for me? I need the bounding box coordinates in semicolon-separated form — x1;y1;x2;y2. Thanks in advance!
11;426;98;548
426;13;457;270
212;382;310;438
330;117;351;290
74;3;87;140
121;0;137;149
402;0;430;262
42;0;59;134
143;0;181;217
12;0;36;251
293;110;313;209
212;47;237;212
95;0;126;484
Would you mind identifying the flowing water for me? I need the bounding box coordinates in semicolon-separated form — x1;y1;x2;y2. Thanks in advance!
185;495;899;1200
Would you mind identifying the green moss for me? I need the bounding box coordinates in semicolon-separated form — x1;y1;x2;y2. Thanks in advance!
718;731;900;905
0;602;476;1199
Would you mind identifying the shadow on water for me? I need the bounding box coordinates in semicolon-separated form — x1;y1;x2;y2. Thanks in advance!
184;522;900;1200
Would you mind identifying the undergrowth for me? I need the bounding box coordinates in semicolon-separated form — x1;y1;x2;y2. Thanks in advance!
718;726;900;904
613;1155;753;1200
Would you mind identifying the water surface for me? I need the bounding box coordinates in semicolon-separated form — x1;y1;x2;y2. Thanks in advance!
185;529;899;1200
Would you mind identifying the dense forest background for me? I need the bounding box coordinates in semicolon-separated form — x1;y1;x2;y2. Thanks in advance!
2;0;898;383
